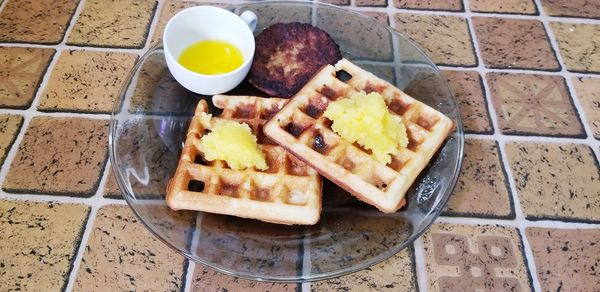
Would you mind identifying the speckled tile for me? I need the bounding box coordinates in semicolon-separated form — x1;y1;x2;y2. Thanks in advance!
442;70;492;134
72;205;187;292
526;227;600;291
38;50;137;113
541;0;600;18
487;72;585;137
239;2;313;32
362;11;389;26
0;47;55;109
0;200;89;291
3;117;109;197
312;247;417;291
551;22;600;73
67;0;157;48
0;0;79;44
317;7;393;61
445;139;513;219
422;223;532;291
470;0;537;15
393;0;463;11
0;115;23;167
394;14;477;67
191;265;299;291
473;17;559;70
572;77;600;139
358;63;395;83
356;0;387;7
102;167;122;199
319;0;350;5
505;142;600;222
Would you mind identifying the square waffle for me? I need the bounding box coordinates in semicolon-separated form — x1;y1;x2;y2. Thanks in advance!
166;95;322;225
263;59;454;213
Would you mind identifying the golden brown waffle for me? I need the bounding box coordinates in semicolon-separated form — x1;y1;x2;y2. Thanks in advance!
264;59;454;213
166;96;322;225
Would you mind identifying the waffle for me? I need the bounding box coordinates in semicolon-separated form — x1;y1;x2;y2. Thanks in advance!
166;96;322;225
263;59;454;213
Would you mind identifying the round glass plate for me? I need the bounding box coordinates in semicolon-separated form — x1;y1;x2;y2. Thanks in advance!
110;0;464;282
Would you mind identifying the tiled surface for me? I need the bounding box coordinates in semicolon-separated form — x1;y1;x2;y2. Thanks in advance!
470;0;538;15
67;0;157;48
487;72;585;137
506;142;600;222
526;227;600;291
72;205;187;291
472;17;560;70
0;0;79;44
1;0;600;290
0;47;55;109
0;200;89;291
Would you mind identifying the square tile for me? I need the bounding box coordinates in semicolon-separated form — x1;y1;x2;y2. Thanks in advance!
0;115;23;167
487;72;585;137
422;223;532;291
317;7;393;61
445;139;513;218
67;0;157;48
239;2;313;32
0;47;55;109
473;17;560;70
356;0;387;7
102;168;122;199
191;265;298;291
551;22;600;73
320;0;350;5
0;0;79;44
393;0;463;11
361;11;389;25
506;142;600;222
572;77;600;139
72;205;188;291
3;117;109;197
0;200;89;291
470;0;537;15
394;14;477;66
312;246;417;291
526;227;600;291
541;0;600;19
442;70;492;134
38;50;137;113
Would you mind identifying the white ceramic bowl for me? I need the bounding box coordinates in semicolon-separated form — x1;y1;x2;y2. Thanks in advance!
163;6;256;95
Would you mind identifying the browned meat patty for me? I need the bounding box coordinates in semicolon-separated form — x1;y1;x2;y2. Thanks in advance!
249;22;342;98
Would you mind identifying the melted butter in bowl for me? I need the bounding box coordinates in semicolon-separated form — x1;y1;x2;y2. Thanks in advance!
179;39;244;75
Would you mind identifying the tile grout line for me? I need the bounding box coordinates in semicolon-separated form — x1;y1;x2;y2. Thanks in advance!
63;204;100;292
412;236;428;292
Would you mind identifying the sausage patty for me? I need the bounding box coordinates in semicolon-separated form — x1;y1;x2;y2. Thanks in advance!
249;22;342;98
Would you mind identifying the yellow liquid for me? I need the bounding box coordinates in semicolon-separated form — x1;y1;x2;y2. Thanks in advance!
178;39;244;75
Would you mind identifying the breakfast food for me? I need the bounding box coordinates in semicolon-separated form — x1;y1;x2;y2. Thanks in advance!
166;96;322;225
249;22;342;98
179;39;243;75
263;59;454;213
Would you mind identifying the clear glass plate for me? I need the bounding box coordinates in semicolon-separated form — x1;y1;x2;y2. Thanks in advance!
110;0;464;282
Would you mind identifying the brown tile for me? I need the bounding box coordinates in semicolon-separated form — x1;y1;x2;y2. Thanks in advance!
73;205;187;291
356;0;387;7
526;227;600;291
361;11;389;25
470;0;537;15
487;72;585;137
551;22;600;73
572;77;600;139
38;50;137;113
506;142;600;222
359;63;395;83
445;139;513;218
67;0;157;48
0;200;89;291
3;117;109;196
318;7;393;61
541;0;600;18
0;47;55;109
473;17;559;70
0;115;23;167
312;247;417;291
0;0;79;44
442;70;492;134
422;223;532;291
102;167;122;199
320;0;350;5
394;14;477;66
240;2;313;32
191;265;298;291
393;0;463;11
